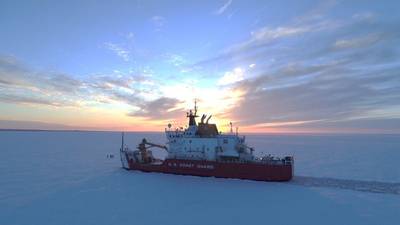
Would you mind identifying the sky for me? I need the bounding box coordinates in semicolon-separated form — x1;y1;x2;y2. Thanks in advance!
0;0;399;133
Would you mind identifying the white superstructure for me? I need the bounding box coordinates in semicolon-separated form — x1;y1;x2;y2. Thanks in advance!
165;101;255;162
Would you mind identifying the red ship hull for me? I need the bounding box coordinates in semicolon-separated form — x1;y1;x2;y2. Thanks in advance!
126;158;293;181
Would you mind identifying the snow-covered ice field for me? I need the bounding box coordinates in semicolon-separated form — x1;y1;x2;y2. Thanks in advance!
1;131;399;225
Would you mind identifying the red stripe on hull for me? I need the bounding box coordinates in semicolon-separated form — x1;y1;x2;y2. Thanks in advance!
127;159;293;181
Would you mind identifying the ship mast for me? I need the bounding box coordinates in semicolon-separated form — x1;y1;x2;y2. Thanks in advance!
194;98;198;116
120;132;124;151
187;99;199;126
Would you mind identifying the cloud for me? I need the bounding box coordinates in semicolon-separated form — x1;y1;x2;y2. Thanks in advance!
218;67;244;85
0;56;83;95
252;26;309;41
128;97;185;120
214;0;233;15
212;1;338;57
163;53;186;67
194;2;399;71
231;72;399;127
252;120;323;128
295;0;337;23
192;20;341;70
200;6;400;132
333;33;381;50
352;12;376;22
0;93;63;106
151;16;166;31
0;56;160;110
126;32;135;41
187;3;399;132
0;60;82;107
2;1;399;133
227;49;400;128
271;118;400;134
224;19;340;56
86;70;164;107
90;73;148;90
102;32;150;62
104;42;130;61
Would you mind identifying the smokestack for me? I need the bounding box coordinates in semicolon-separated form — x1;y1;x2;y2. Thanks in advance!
200;114;206;124
206;115;212;124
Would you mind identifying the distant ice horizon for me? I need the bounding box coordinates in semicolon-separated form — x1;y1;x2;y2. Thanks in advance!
2;119;400;135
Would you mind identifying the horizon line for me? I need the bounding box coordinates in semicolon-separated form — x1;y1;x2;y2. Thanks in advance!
1;128;399;135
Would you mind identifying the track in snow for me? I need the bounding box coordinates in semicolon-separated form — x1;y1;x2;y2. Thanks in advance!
291;176;400;195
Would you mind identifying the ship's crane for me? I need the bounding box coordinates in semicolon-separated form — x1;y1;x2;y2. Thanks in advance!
138;138;168;152
137;138;168;163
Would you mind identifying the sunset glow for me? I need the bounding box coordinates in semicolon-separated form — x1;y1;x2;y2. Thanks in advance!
0;1;399;133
